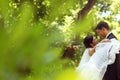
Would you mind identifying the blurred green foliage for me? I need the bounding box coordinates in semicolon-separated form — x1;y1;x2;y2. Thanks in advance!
0;0;120;80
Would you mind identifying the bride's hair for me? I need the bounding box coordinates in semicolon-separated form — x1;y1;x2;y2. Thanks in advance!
83;35;93;48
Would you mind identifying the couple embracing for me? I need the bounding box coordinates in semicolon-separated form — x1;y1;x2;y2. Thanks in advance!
76;21;120;80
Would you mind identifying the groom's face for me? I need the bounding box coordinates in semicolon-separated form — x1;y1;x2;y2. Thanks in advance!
96;28;106;38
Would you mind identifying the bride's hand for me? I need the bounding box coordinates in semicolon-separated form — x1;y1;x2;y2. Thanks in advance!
101;39;111;42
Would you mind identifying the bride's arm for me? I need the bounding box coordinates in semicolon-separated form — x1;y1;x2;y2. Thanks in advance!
89;47;96;56
88;39;110;56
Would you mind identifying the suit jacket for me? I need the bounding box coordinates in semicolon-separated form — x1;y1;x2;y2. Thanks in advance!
103;33;120;80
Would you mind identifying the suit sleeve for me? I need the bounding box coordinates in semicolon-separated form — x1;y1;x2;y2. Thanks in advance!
116;53;120;80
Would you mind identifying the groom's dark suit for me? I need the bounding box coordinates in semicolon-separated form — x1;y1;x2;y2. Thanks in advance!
103;33;120;80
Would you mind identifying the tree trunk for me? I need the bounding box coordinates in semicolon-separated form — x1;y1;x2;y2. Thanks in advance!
73;0;97;45
78;0;97;20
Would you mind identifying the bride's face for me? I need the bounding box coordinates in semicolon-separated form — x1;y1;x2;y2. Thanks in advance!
92;37;98;46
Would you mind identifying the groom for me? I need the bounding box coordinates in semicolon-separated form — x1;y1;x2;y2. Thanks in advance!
95;21;120;80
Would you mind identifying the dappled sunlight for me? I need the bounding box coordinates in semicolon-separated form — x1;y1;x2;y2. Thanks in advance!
0;0;120;80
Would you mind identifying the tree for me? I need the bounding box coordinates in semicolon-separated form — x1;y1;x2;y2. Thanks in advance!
78;0;97;20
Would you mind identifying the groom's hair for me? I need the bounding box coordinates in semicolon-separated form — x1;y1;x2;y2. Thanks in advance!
83;35;93;48
95;21;110;30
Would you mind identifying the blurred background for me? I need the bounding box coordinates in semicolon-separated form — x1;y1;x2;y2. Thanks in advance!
0;0;120;80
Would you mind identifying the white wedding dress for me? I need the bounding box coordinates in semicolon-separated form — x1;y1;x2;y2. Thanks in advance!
76;39;120;80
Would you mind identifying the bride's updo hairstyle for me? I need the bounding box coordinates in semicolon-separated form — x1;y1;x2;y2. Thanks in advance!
83;35;93;48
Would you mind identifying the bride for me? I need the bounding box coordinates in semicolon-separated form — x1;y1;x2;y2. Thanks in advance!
76;35;120;80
